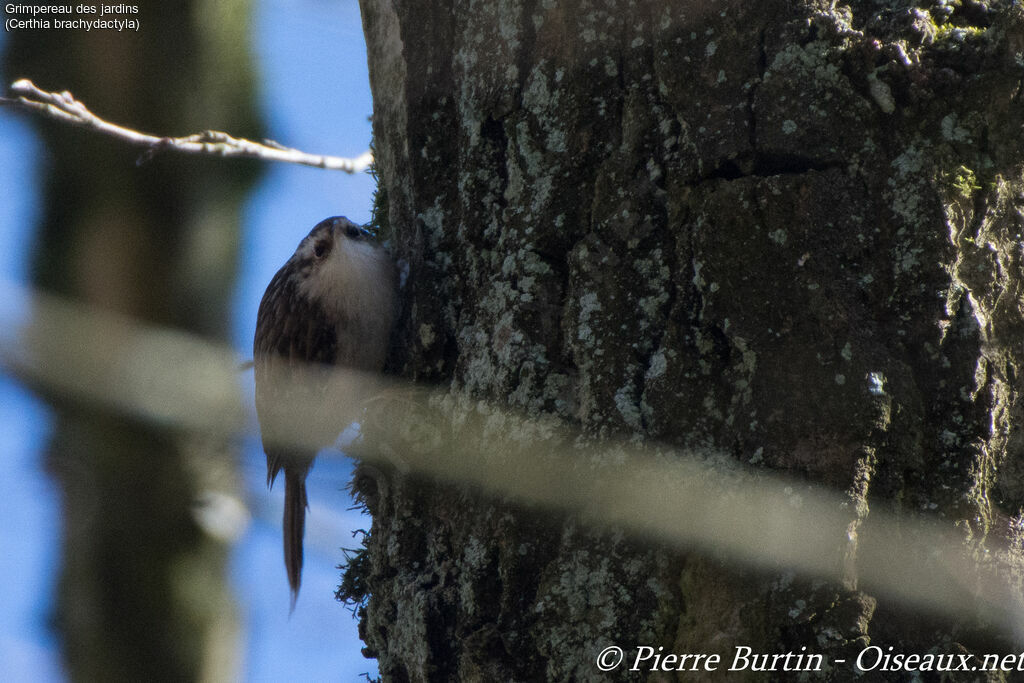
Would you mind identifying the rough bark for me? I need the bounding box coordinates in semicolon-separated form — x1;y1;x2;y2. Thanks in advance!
353;0;1024;680
4;2;261;680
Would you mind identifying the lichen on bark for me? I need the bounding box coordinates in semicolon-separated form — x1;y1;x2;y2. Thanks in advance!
352;0;1024;679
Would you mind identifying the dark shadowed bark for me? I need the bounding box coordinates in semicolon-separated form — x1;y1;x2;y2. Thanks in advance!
352;0;1024;680
3;2;262;680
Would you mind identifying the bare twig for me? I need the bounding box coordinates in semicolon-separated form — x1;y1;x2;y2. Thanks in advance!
1;78;373;173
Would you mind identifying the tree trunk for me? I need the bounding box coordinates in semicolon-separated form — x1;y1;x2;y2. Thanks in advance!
354;0;1024;680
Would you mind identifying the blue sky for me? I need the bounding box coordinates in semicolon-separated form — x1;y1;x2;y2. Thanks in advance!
0;1;380;679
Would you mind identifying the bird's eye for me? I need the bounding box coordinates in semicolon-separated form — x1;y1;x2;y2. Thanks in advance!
345;225;362;240
313;241;329;258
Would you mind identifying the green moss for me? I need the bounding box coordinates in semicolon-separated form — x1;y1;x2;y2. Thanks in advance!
947;165;982;199
919;5;988;43
934;23;986;41
366;136;391;241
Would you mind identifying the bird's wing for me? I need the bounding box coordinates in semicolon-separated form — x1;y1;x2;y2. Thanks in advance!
254;272;338;483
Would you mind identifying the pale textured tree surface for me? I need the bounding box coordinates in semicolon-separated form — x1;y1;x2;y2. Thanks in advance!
352;0;1024;680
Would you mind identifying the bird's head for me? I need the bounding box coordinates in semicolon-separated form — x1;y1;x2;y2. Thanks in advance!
288;216;392;313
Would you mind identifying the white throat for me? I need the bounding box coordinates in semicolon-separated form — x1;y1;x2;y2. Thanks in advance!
298;237;395;368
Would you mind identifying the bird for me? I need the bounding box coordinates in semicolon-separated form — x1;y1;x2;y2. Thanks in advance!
253;216;397;607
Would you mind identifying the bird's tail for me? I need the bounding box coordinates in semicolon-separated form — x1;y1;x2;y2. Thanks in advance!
284;469;308;611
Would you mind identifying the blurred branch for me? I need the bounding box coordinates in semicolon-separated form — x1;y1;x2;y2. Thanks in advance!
0;278;1021;637
0;79;373;172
